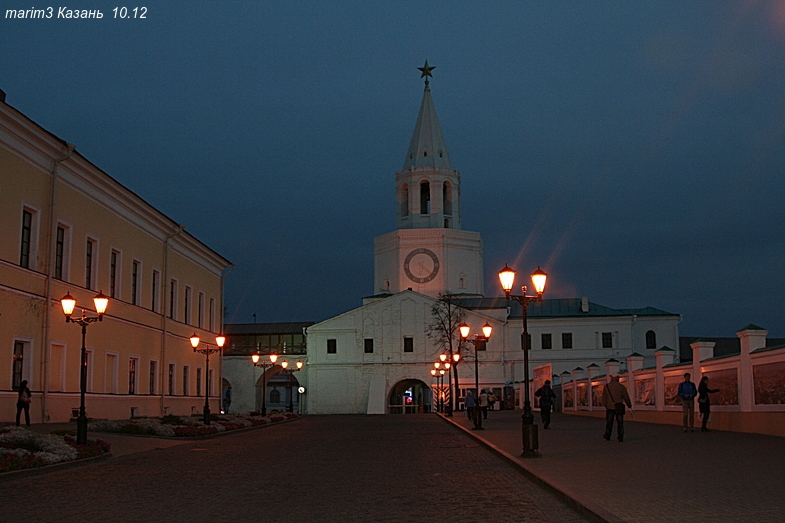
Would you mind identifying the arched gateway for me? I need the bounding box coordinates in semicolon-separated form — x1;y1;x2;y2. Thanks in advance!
388;379;431;414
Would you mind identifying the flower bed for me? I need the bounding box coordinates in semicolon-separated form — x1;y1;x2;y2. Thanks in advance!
89;412;299;438
0;426;110;473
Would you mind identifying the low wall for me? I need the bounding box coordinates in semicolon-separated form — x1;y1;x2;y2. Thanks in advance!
565;410;785;438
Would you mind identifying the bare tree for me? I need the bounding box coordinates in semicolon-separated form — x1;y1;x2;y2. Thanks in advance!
426;292;467;415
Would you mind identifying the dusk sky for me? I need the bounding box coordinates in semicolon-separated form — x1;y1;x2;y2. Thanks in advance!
2;2;784;337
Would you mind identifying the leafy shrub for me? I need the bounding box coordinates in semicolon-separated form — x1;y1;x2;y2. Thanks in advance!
160;415;185;425
117;423;155;435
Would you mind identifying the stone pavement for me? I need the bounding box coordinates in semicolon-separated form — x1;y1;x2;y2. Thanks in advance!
446;409;785;523
0;415;590;522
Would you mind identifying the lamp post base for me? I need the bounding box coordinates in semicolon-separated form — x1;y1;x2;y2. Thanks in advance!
521;421;540;458
76;414;88;445
203;404;211;425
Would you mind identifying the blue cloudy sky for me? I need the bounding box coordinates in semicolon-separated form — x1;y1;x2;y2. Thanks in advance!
2;1;784;336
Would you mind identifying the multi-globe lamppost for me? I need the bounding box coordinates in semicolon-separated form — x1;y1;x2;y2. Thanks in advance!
498;264;547;458
251;352;277;416
280;359;303;412
190;333;226;426
431;359;450;413
60;291;109;445
459;322;493;430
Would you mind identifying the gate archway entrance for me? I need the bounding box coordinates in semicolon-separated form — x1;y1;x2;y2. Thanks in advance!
388;379;431;414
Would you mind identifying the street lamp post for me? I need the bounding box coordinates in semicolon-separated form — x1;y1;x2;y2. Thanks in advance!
432;359;450;413
190;333;226;426
280;360;303;412
251;352;278;416
459;322;493;430
499;264;547;457
430;369;438;412
60;291;109;445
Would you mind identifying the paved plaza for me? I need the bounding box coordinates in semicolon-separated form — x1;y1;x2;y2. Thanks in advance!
448;409;785;523
0;415;588;523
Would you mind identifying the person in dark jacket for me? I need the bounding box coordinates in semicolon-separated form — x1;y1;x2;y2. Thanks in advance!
16;380;32;427
534;380;557;429
602;375;632;442
678;373;698;432
697;376;719;432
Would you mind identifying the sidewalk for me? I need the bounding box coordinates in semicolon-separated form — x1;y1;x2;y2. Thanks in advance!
444;409;785;523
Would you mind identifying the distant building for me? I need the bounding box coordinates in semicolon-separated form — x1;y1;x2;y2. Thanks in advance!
301;69;681;415
0;89;231;423
221;322;312;414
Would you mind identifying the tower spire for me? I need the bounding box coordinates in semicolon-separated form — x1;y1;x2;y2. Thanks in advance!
403;61;451;171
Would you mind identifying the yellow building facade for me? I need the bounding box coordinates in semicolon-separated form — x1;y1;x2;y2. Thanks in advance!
0;90;231;424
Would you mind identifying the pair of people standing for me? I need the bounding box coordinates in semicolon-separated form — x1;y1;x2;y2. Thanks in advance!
678;373;721;432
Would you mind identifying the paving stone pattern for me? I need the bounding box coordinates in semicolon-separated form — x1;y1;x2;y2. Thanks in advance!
0;415;588;523
449;409;785;523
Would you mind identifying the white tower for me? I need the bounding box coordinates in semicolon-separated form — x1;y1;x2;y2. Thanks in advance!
374;62;484;298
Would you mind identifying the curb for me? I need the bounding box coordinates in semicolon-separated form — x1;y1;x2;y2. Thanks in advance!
439;414;626;523
0;453;110;483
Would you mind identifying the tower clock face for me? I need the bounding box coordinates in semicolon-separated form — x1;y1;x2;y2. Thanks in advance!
404;248;440;283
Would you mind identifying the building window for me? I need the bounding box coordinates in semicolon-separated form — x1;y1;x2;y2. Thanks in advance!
131;261;140;305
364;338;374;353
85;238;97;290
401;183;409;217
169;279;177;320
420;181;430;214
542;333;552;350
55;226;65;279
12;341;25;390
523;333;532;351
602;332;613;349
198;292;205;329
151;270;160;312
20;208;35;269
183;366;190;396
443;181;452;216
110;250;120;298
327;339;337;354
184;286;192;325
128;357;138;394
149;361;157;394
403;337;414;352
168;364;175;395
196;368;202;397
209;298;215;331
270;389;281;404
562;333;573;349
646;330;657;350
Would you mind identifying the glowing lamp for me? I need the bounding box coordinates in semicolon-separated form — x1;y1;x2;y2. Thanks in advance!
434;361;441;369
439;369;446;375
498;264;516;294
297;360;303;369
93;291;109;316
482;323;493;339
190;333;200;349
61;293;76;318
270;354;278;363
453;353;461;363
215;335;226;348
459;323;471;339
281;360;289;369
439;353;447;362
531;267;547;296
251;353;260;364
431;369;437;376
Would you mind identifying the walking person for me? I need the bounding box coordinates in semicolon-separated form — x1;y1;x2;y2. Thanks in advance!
602;375;631;442
15;380;32;427
534;380;557;429
698;376;719;432
479;390;489;420
464;390;476;421
678;373;698;432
